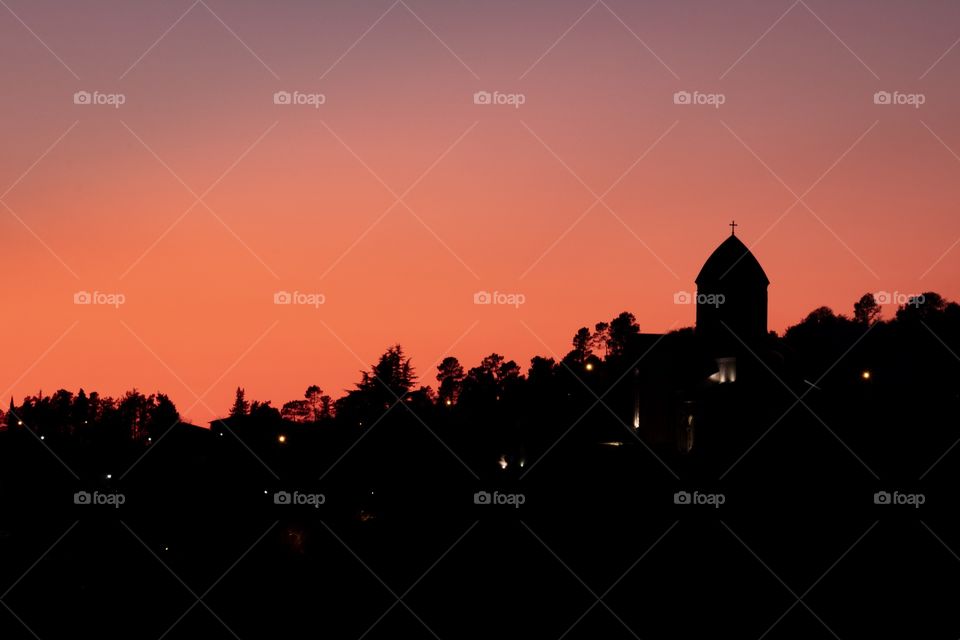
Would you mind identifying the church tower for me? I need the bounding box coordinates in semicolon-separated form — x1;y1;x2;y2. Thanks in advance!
695;223;769;376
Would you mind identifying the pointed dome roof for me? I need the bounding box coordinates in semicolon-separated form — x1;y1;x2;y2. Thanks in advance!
696;234;769;286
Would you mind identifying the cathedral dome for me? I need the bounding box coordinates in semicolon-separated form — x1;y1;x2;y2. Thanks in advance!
695;225;769;349
696;234;769;287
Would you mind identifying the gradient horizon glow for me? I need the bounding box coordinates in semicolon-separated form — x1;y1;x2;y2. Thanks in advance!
2;0;959;422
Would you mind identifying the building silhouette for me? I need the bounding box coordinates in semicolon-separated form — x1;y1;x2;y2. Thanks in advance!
630;223;771;454
695;221;769;382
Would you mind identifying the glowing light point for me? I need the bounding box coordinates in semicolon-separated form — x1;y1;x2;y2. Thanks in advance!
861;371;871;380
278;434;287;444
585;362;594;372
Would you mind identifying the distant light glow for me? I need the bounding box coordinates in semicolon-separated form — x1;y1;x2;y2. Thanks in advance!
862;370;871;380
585;362;594;371
498;455;508;470
278;434;287;444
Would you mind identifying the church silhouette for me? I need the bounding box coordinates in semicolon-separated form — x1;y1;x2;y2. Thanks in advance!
628;223;774;455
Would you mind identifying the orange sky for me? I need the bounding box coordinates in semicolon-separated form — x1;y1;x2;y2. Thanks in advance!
2;0;959;422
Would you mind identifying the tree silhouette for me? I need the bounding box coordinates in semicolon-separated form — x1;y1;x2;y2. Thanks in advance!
230;387;249;417
304;385;324;421
853;293;881;325
436;357;465;406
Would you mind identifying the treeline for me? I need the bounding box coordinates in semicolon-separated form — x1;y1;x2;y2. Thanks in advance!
3;292;958;452
2;389;178;444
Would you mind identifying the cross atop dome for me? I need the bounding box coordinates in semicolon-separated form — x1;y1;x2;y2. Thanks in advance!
729;220;738;236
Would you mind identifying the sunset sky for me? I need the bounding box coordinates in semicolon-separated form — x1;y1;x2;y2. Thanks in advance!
2;0;959;422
